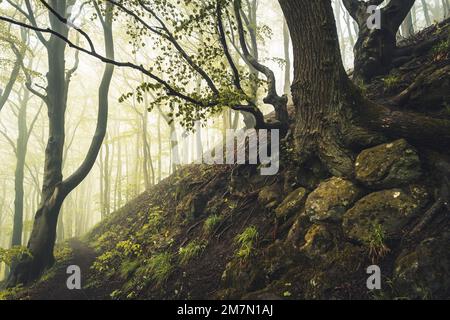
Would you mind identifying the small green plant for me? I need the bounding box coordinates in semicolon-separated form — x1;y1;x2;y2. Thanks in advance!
178;239;208;265
147;252;173;284
0;285;24;300
355;79;368;95
116;240;142;257
431;39;450;58
235;226;259;261
366;223;390;263
382;75;400;90
0;246;32;266
92;250;118;273
119;259;140;280
203;214;222;234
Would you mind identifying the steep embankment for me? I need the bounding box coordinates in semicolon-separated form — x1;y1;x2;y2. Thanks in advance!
6;19;450;300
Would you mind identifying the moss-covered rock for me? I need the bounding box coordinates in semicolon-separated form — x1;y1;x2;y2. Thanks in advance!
302;243;368;299
258;184;283;210
286;213;312;246
274;187;308;219
300;224;336;258
305;177;363;222
342;185;430;242
355;139;421;189
392;233;450;299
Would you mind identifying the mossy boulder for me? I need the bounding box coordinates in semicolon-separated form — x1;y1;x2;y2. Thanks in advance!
305;177;363;222
302;243;368;299
274;187;308;219
393;233;450;299
342;185;429;242
300;224;336;258
258;184;283;210
355;139;421;189
286;213;312;246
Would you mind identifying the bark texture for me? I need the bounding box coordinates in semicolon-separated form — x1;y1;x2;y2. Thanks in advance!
343;0;416;82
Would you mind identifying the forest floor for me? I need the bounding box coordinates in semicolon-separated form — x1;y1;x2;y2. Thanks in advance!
2;19;450;300
9;240;96;300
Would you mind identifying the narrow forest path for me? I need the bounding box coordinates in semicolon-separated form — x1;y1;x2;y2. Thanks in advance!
18;239;98;300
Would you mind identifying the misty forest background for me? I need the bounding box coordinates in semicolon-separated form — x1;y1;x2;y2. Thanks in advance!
0;0;448;281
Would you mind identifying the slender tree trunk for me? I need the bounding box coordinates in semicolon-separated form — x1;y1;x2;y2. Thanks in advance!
11;2;72;284
135;132;141;194
114;136;122;210
343;8;355;47
8;0;115;286
157;112;162;182
99;147;105;219
401;11;415;37
283;19;291;96
104;134;111;216
12;88;31;247
421;0;431;26
0;38;24;112
444;0;450;18
141;111;154;189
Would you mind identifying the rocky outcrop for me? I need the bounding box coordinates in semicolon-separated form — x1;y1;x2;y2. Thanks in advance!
305;177;363;222
355;139;421;189
342;185;429;242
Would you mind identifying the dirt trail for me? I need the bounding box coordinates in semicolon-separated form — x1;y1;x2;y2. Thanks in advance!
19;239;98;300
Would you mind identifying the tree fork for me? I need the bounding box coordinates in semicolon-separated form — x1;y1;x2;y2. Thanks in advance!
343;0;416;82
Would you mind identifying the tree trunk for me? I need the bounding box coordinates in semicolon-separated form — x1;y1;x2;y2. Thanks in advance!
157;112;162;182
279;0;365;176
12;88;31;247
114;136;122;210
421;0;431;26
401;10;415;38
280;0;450;178
11;2;72;283
104;134;111;216
283;19;291;96
7;0;115;287
343;8;356;47
99;147;105;218
343;0;416;82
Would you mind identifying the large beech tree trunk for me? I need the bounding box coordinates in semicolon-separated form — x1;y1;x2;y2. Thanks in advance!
279;0;450;177
279;0;376;176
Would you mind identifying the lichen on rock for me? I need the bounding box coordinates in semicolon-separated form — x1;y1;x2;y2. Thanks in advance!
274;187;308;219
355;139;421;189
300;224;336;257
305;177;363;222
342;185;430;242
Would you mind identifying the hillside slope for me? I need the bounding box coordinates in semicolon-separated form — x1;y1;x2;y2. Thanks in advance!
4;19;450;300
